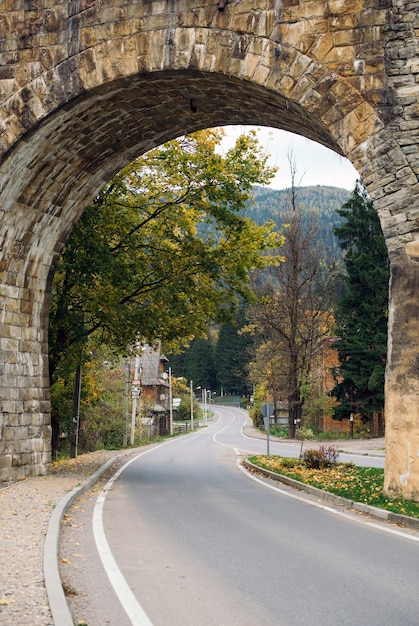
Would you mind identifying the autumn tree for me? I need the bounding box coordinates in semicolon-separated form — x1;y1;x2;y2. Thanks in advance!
49;128;280;447
246;338;287;426
248;154;336;437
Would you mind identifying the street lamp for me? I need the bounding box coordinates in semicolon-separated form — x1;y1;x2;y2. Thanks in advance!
190;380;194;431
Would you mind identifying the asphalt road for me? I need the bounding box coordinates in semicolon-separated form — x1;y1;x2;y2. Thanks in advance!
62;406;419;625
217;409;385;468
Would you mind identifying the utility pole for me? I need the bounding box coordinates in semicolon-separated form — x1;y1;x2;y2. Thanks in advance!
169;367;173;435
123;358;130;446
131;353;140;445
70;363;82;458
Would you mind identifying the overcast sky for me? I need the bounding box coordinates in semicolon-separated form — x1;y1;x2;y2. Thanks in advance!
221;125;359;191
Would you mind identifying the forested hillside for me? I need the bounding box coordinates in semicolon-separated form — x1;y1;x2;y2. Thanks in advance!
169;184;352;396
247;185;351;252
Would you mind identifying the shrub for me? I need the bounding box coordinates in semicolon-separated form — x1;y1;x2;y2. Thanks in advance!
297;426;315;440
270;426;288;437
250;407;264;429
303;445;339;469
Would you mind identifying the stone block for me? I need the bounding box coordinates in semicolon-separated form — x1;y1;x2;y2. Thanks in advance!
0;401;19;414
0;454;12;469
30;462;48;477
3;426;29;442
0;465;15;482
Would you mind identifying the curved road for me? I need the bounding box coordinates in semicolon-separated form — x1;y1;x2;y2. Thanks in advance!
65;406;419;625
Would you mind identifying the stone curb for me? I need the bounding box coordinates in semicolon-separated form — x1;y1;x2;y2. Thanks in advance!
43;454;122;626
42;437;193;625
242;459;419;531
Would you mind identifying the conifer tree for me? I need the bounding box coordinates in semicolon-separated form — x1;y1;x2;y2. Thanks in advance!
215;307;252;396
331;182;389;436
185;337;217;392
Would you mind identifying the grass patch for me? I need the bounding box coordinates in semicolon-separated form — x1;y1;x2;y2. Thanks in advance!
248;455;419;519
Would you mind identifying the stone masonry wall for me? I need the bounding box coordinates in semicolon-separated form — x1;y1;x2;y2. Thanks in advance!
0;1;418;497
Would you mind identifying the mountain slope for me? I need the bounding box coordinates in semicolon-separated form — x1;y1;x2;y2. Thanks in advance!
246;185;351;251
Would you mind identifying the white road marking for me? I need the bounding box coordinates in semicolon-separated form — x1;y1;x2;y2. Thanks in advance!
93;491;153;626
92;423;215;624
212;412;236;443
237;458;419;543
93;439;182;626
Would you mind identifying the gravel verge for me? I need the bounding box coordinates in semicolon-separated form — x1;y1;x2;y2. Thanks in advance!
0;449;135;626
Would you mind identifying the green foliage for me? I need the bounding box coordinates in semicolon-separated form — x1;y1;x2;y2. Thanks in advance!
50;376;74;452
49;128;280;440
215;306;252;395
249;406;264;429
175;396;200;421
269;425;288;438
49;128;279;368
278;457;303;468
296;426;315;441
79;360;126;452
331;182;389;424
185;337;217;390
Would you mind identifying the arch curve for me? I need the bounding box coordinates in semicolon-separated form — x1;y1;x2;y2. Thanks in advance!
2;27;411;249
1;3;419;501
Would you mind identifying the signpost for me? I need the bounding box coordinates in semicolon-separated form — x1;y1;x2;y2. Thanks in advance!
260;403;273;456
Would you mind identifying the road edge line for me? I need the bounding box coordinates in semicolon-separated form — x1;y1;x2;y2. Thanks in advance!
241;458;419;531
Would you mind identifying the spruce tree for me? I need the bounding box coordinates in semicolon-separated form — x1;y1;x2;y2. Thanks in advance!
185;337;217;392
331;182;389;436
215;307;251;396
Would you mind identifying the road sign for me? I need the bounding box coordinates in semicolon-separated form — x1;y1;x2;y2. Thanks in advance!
260;403;273;418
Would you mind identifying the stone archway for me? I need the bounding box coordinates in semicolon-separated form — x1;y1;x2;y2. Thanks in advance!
0;1;419;500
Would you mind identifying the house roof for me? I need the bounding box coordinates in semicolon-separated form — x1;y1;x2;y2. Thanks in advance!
138;344;169;387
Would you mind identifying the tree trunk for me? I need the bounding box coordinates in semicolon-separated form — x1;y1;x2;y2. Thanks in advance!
369;412;374;437
70;364;82;458
377;410;385;437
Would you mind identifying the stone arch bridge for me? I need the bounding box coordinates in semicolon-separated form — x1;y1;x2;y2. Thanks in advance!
0;0;419;499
